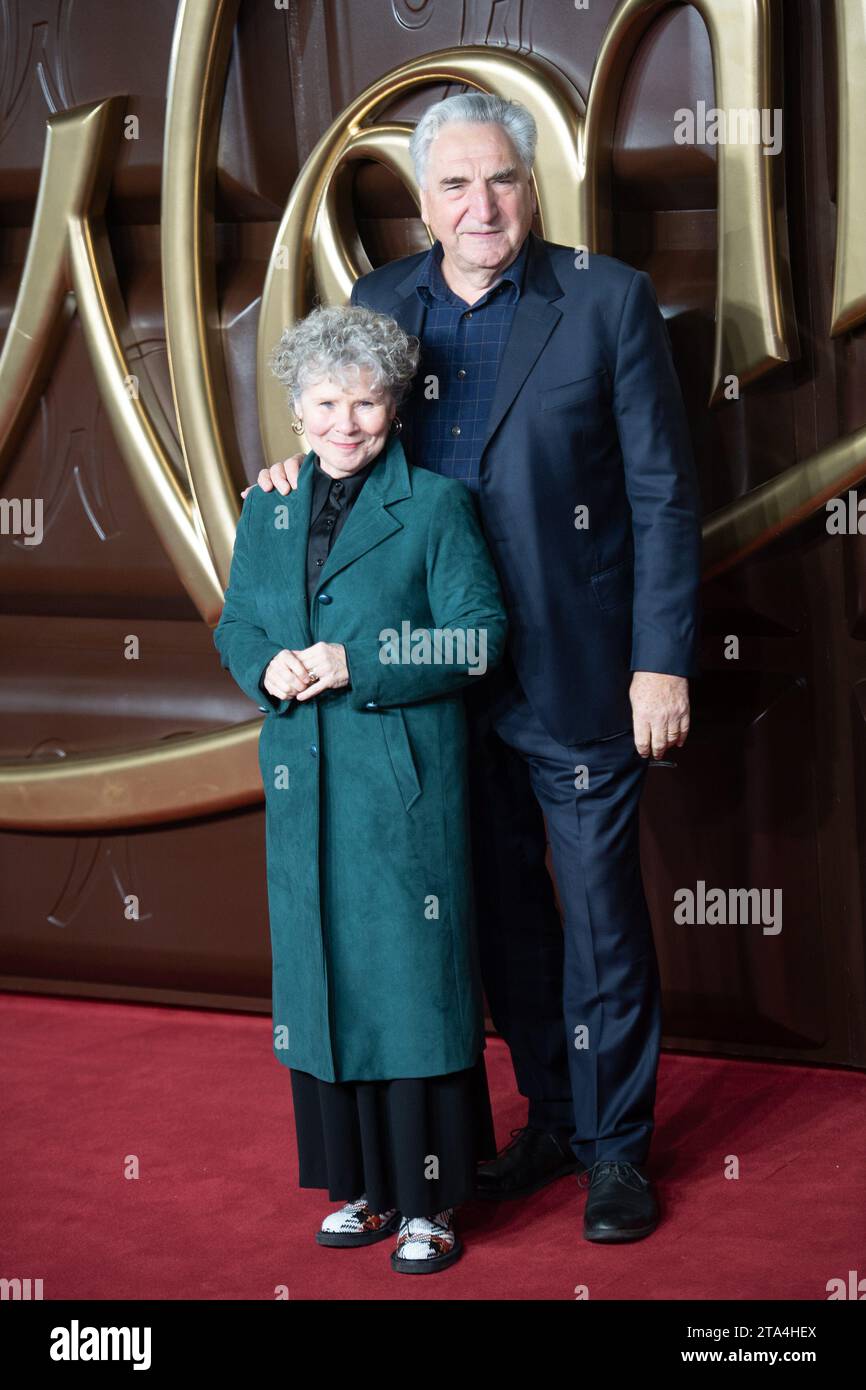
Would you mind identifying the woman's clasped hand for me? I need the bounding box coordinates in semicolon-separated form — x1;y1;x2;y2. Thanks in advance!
262;641;349;703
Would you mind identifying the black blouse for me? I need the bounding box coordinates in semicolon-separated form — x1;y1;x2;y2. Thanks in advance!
306;454;378;601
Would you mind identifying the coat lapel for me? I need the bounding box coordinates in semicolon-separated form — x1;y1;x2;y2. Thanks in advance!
311;430;412;599
266;432;413;626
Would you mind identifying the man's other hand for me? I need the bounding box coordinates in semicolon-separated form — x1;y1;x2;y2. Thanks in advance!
240;453;305;499
629;671;690;759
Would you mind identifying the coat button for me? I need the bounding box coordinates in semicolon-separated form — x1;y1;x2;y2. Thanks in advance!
318;592;333;604
310;745;318;756
258;706;268;713
365;701;378;709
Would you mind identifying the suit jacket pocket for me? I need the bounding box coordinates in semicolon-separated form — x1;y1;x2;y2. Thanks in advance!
591;557;634;612
539;369;608;412
379;708;422;812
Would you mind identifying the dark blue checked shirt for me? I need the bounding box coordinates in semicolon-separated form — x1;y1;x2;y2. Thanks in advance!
410;233;529;492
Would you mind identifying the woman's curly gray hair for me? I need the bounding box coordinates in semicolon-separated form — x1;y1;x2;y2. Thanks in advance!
268;305;420;411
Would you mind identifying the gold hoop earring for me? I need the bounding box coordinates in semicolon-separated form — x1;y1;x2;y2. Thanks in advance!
291;418;304;435
391;416;403;434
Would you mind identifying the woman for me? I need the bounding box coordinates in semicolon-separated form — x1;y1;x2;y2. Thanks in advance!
213;305;508;1273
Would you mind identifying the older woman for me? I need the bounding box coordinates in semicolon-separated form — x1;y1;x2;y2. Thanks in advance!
213;305;507;1273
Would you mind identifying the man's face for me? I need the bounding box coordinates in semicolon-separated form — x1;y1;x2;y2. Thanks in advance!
418;121;536;279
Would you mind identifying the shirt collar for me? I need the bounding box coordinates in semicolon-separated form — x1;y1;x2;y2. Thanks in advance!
313;452;377;504
415;233;530;307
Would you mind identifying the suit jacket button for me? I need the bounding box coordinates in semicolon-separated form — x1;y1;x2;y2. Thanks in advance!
365;701;377;709
318;592;333;604
310;745;318;757
258;706;268;713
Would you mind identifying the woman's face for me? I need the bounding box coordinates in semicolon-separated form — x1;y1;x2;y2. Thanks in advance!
296;368;396;476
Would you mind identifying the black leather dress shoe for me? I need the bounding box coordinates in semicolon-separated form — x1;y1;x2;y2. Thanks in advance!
580;1160;659;1242
475;1125;585;1200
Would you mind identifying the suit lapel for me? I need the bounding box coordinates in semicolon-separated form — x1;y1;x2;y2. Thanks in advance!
478;232;563;455
382;230;565;460
380;259;428;339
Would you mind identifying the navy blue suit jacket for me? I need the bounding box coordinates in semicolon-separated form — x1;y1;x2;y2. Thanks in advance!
350;230;702;744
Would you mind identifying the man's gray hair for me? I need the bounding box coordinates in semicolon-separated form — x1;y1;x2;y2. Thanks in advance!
409;92;537;190
269;305;420;407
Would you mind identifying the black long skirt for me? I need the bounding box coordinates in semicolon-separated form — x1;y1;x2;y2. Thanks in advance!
289;1052;497;1218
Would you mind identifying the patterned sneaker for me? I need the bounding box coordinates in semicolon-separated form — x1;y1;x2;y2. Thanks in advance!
390;1208;463;1274
316;1194;401;1247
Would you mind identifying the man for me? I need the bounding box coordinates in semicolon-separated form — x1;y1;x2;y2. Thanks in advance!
250;93;702;1242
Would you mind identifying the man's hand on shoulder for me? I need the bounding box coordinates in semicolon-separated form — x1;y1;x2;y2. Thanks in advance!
629;671;690;760
240;453;305;499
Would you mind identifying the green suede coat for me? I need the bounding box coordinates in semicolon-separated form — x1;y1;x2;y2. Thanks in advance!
213;432;507;1082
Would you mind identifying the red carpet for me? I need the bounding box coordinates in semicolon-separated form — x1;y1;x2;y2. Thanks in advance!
2;993;863;1300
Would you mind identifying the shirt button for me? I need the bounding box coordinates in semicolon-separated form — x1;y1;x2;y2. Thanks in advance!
316;557;324;566
465;311;473;319
451;425;461;437
457;369;467;380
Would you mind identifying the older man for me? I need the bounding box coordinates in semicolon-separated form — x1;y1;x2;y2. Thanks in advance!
252;93;702;1242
